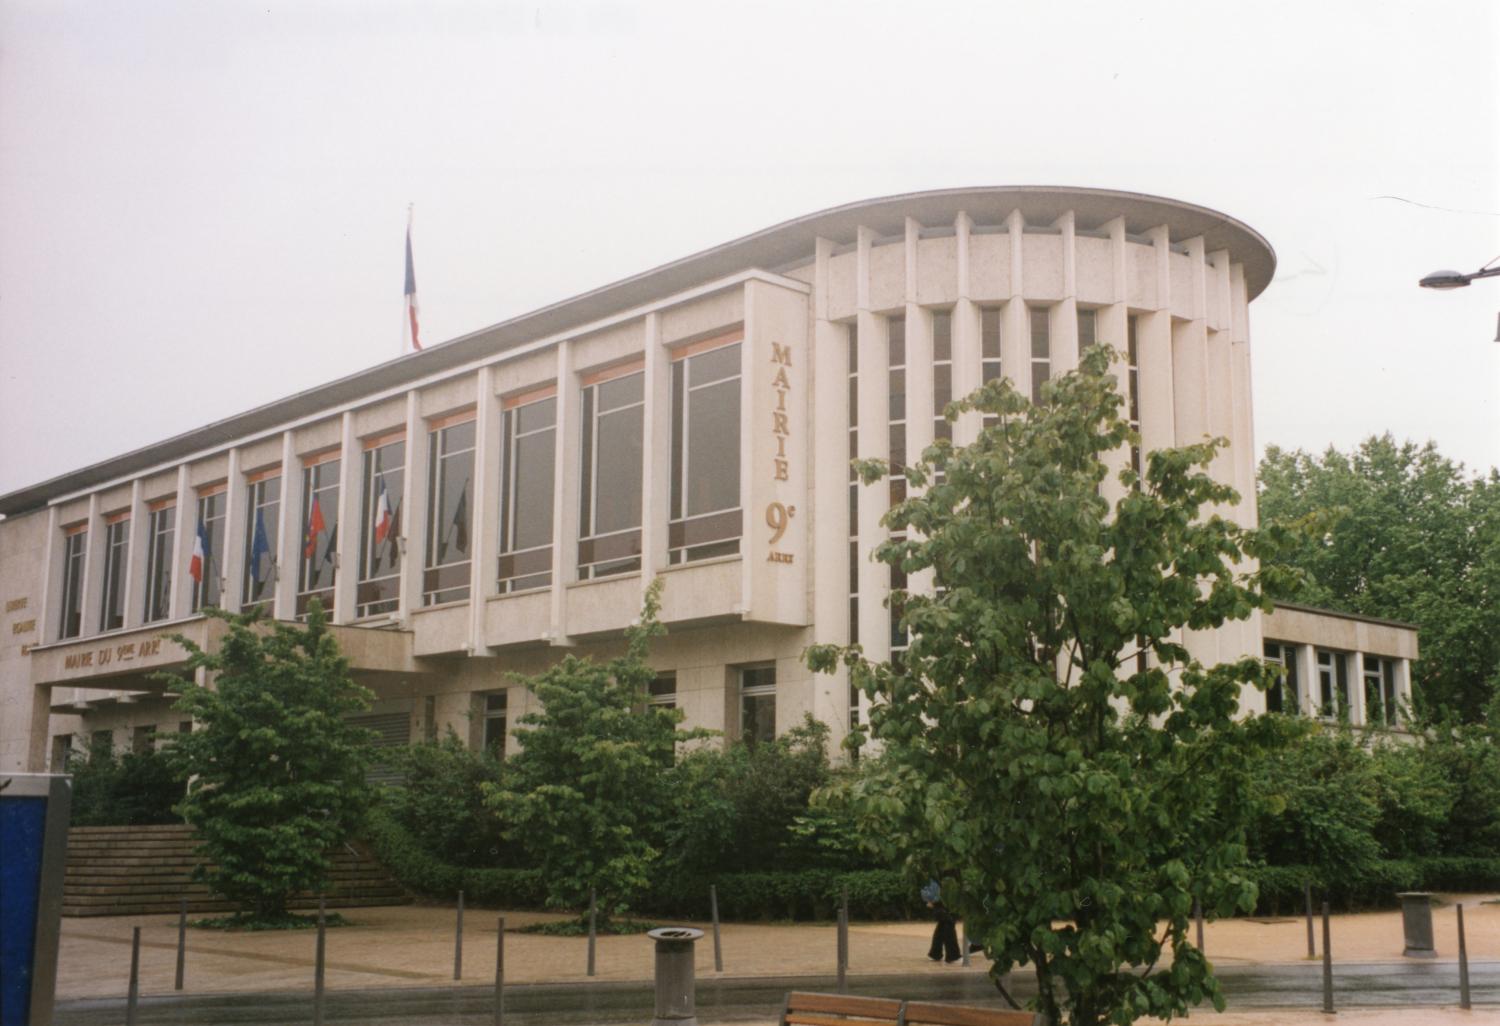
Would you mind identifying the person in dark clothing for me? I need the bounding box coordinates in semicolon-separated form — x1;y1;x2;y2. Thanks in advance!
921;878;961;963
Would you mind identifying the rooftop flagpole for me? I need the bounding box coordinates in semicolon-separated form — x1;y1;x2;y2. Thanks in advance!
404;203;422;356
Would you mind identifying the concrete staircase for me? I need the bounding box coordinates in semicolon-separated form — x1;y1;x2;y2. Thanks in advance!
63;823;410;917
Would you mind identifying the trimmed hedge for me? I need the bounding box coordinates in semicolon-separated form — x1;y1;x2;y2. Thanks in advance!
363;807;546;909
368;807;1500;921
364;807;918;919
1247;857;1500;915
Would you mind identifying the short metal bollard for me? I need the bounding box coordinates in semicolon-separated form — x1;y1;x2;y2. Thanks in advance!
1397;891;1437;958
647;927;704;1026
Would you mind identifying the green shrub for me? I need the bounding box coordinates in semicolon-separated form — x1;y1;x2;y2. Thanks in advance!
68;737;186;826
1247;726;1382;878
381;734;508;868
664;716;837;875
1246;857;1500;914
362;806;546;908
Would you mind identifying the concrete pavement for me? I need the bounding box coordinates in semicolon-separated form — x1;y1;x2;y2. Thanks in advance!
52;894;1500;1023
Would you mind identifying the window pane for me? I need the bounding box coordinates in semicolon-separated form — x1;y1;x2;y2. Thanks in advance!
688;343;739;386
513;427;555;549
593;388;643;535
597;372;643;412
932;312;952;361
686;377;740;517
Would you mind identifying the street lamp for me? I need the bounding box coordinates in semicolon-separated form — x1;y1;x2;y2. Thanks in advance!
1418;259;1500;341
1418;262;1500;290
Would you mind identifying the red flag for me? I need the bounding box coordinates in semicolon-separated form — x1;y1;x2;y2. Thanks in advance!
304;497;326;559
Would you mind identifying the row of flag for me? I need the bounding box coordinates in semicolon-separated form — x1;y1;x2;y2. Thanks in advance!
187;479;400;587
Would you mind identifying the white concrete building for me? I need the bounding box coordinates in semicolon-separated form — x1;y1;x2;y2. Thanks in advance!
0;187;1418;772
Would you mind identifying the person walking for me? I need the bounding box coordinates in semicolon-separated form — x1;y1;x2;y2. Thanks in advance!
921;878;960;963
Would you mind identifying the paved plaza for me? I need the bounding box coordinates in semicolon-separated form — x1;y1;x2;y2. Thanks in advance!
50;895;1500;1023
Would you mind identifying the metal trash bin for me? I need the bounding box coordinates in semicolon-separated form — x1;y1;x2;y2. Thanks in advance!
647;927;704;1026
1397;892;1436;958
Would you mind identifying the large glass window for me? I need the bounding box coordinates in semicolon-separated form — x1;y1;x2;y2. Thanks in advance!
932;311;952;442
1316;649;1350;719
500;395;556;591
669;341;741;564
1029;306;1050;404
1364;655;1399;726
579;369;644;579
740;665;776;745
192;488;227;612
297;456;340;617
424;416;476;605
1077;307;1097;361
1126;315;1142;483
1263;640;1300;714
144;503;174;623
358;437;405;617
649;672;676;709
482;691;508;753
980;308;1001;428
99;515;129;632
59;527;87;639
242;474;281;609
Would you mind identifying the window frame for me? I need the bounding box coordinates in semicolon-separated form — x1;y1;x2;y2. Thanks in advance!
192;488;227;613
357;436;405;618
668;339;743;565
143;503;175;624
578;367;645;580
241;473;281;610
499;393;557;592
98;515;130;633
1029;305;1051;404
739;664;777;746
297;454;340;618
59;526;87;640
424;415;477;605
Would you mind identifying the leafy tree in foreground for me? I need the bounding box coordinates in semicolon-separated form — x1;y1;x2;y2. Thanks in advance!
1257;436;1500;723
487;581;699;919
808;347;1293;1026
165;602;374;925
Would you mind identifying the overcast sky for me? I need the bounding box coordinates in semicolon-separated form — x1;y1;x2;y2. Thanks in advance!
2;0;1498;501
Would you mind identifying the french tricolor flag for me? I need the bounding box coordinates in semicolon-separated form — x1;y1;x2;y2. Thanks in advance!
405;211;421;352
374;480;393;545
189;521;207;584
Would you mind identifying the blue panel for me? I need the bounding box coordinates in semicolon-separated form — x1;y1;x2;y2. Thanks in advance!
0;796;47;1025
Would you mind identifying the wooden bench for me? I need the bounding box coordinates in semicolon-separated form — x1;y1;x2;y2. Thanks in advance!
779;991;1045;1026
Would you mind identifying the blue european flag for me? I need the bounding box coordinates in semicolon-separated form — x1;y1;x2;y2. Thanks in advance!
250;508;271;583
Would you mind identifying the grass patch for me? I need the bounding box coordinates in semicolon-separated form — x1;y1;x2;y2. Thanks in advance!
192;912;352;931
519;918;660;936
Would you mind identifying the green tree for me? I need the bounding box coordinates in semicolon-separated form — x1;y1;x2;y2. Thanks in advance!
1257;436;1500;722
68;734;187;827
487;582;696;919
381;732;508;868
807;347;1291;1026
166;602;374;925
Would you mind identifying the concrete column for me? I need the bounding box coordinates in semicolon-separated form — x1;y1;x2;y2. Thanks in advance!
38;505;60;642
274;431;299;619
169;466;193;620
25;681;52;771
399;392;426;622
951;212;982;447
905;289;936;599
1052;210;1080;378
1097;215;1132;506
811;236;853;750
1228;264;1258;528
121;480;147;631
549;341;579;644
1002;210;1031;403
80;493;104;636
1395;658;1414;723
1347;652;1366;726
1137;227;1175;460
1295;643;1319;717
855;241;891;664
642;313;670;596
334;411;359;624
1172;237;1211;448
221;448;244;613
469;367;500;650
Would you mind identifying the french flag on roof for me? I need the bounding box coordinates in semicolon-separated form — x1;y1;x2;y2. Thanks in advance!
405;209;421;352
